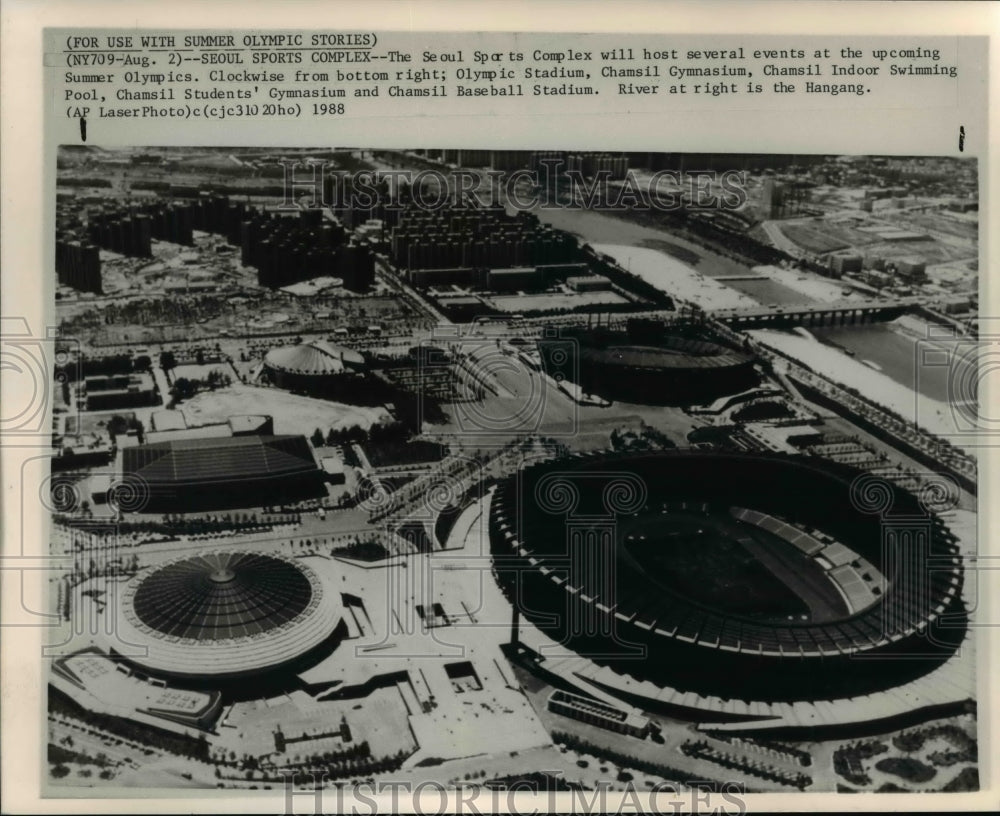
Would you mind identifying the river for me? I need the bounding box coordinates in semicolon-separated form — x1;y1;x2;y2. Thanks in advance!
811;321;972;407
530;204;961;404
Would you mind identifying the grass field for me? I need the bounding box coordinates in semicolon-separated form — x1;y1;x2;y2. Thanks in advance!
620;513;810;620
864;240;976;265
777;221;875;254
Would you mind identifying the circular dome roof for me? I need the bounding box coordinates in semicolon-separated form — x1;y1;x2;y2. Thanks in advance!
132;552;313;641
117;551;343;678
265;340;364;376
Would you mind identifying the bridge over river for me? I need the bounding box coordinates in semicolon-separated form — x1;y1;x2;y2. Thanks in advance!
711;298;922;329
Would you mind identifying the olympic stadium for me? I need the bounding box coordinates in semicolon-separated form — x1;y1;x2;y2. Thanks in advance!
110;551;345;687
490;450;967;712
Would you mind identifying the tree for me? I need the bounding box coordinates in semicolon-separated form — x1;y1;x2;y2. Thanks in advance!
127;415;145;443
311;428;325;448
170;377;196;401
51;764;70;779
107;415;129;439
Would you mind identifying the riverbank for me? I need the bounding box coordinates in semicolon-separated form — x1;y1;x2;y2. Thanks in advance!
591;243;756;310
748;328;962;444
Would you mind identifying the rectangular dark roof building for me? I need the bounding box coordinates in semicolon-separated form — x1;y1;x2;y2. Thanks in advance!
120;434;324;512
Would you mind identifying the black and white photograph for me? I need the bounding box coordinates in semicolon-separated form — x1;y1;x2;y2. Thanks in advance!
44;145;979;796
1;6;996;814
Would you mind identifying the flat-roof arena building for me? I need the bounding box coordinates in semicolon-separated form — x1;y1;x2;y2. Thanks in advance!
119;434;325;513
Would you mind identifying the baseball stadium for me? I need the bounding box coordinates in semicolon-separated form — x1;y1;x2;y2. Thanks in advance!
542;324;758;405
490;450;967;710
